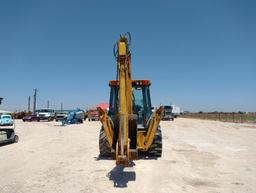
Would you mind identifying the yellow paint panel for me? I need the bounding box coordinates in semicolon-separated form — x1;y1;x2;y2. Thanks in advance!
118;42;126;56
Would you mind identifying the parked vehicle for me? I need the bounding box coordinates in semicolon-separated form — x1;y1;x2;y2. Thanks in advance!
62;109;85;125
0;128;19;145
161;106;174;121
55;112;68;122
22;114;38;122
35;109;55;121
0;98;19;145
0;114;14;126
171;105;181;118
87;109;99;121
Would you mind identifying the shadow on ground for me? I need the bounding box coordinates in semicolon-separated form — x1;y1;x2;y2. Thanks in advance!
107;165;136;188
94;153;158;188
95;153;158;161
0;141;15;147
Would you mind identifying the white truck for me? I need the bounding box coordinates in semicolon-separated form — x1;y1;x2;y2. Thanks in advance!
161;106;174;121
171;105;181;118
36;109;55;121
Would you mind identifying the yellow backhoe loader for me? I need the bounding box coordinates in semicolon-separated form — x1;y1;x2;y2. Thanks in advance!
97;33;163;166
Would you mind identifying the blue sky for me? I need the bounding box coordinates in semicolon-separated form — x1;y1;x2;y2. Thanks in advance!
0;0;255;112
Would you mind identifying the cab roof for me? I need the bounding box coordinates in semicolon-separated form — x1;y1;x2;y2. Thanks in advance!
109;80;151;86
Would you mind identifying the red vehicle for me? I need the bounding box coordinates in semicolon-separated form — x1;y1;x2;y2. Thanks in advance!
87;103;109;121
22;114;38;122
87;109;99;121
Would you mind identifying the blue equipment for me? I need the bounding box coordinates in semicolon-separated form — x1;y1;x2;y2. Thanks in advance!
62;108;85;125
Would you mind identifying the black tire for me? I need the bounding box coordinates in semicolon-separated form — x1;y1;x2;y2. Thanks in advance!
148;128;162;157
128;115;137;149
14;135;19;143
99;127;111;157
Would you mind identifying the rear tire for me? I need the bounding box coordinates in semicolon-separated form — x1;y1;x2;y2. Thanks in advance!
148;128;162;157
99;127;111;157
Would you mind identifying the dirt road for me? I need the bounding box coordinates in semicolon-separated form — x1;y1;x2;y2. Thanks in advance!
0;118;255;193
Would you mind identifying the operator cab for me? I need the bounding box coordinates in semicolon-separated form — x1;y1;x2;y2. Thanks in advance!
108;80;152;129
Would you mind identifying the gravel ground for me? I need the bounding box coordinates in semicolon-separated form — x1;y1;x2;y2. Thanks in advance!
0;118;255;193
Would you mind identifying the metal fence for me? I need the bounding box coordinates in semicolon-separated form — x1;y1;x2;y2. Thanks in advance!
181;113;256;123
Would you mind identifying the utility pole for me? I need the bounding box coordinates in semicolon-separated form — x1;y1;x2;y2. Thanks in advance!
47;100;49;109
28;96;31;112
61;103;63;111
33;89;37;114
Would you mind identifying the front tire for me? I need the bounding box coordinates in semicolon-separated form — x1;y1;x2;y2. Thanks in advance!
99;127;111;157
148;128;162;157
14;135;19;143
